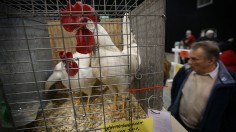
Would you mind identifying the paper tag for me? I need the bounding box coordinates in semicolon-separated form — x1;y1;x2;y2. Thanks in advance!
148;109;172;132
101;118;153;132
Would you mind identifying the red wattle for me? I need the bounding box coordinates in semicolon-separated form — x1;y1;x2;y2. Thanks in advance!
75;29;95;54
65;61;78;76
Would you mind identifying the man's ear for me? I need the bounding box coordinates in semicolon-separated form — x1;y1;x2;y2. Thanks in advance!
208;57;216;64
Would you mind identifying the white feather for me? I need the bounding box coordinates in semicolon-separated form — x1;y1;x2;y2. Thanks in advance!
45;52;96;101
87;13;141;111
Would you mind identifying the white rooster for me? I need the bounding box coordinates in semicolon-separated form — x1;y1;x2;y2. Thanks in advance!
45;51;96;110
85;13;141;114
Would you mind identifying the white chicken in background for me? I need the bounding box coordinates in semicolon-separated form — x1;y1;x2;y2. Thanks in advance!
45;51;96;110
85;13;141;114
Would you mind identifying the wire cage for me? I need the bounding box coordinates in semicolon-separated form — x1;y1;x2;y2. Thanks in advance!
0;0;165;131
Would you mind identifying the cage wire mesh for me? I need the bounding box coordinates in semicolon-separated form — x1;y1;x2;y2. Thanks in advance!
0;0;165;131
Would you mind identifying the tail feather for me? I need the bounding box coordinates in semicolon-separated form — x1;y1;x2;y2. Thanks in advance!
123;13;131;51
122;13;137;52
122;13;141;71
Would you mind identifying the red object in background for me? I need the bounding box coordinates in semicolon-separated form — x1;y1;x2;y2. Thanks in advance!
60;1;100;54
128;85;168;92
56;50;79;76
220;50;236;72
179;50;189;58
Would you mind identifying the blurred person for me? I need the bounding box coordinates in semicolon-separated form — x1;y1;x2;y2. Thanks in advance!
219;38;236;72
197;29;219;42
180;30;196;64
163;54;171;85
168;41;236;132
182;30;196;49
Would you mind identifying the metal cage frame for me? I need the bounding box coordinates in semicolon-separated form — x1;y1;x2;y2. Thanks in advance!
0;0;165;131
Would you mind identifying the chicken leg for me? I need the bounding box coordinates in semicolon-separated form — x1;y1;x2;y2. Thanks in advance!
113;94;118;111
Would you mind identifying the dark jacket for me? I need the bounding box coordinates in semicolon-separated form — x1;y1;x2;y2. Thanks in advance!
168;61;236;132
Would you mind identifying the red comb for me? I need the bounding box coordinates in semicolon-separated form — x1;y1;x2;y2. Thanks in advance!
72;2;83;11
60;1;100;32
65;51;73;59
55;50;73;59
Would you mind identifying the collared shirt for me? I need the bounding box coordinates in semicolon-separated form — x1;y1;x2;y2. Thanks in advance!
208;63;219;78
192;63;219;78
179;63;219;128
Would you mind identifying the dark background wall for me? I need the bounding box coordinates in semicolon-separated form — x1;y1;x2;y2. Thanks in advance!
165;0;236;52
